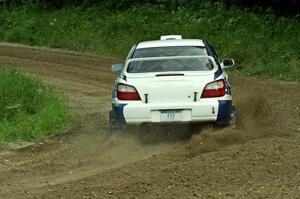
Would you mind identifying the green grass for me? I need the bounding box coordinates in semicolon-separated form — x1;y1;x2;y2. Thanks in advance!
0;66;71;149
0;3;299;81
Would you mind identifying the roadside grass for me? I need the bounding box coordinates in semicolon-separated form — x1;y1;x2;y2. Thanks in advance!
0;66;71;149
0;3;299;81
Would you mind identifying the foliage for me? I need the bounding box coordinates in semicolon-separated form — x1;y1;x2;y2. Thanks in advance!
0;0;299;15
0;66;71;145
0;3;299;81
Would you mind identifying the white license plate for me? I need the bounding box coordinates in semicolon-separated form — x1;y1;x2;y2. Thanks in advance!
160;110;182;122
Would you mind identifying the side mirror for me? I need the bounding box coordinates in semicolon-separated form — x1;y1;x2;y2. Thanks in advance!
221;58;235;69
111;64;124;74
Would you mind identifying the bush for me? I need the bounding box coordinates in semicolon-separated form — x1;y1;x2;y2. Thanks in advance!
0;0;299;15
0;66;71;144
0;4;299;81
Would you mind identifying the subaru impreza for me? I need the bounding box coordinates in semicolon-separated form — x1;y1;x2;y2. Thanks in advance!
109;35;236;131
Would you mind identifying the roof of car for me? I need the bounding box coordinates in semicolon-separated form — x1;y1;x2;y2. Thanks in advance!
136;39;205;49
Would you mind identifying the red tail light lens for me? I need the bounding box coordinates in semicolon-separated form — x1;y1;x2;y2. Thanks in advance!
201;79;225;98
117;83;141;100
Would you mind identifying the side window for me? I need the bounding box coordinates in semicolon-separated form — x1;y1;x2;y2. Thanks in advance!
126;43;138;61
203;41;220;64
208;44;219;61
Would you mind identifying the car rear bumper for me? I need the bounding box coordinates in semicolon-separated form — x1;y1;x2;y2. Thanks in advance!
112;98;232;125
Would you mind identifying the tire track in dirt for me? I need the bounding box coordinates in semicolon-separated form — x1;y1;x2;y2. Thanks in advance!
0;43;185;197
0;43;299;198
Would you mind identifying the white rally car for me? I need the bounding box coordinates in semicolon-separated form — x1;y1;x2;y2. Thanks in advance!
109;35;236;131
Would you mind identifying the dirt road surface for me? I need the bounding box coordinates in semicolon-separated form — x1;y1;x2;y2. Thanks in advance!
0;43;299;199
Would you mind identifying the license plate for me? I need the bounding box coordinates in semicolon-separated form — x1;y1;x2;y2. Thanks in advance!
160;110;182;122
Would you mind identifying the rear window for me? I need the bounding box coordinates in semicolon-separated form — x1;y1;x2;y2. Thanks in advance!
127;57;215;73
132;46;207;58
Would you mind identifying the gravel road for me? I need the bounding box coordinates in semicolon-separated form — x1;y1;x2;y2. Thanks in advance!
0;43;299;199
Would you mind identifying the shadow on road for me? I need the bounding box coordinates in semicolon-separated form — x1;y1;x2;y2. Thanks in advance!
121;123;215;144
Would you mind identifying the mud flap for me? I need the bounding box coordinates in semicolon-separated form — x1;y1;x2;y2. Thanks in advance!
109;111;125;133
229;106;236;128
217;100;233;126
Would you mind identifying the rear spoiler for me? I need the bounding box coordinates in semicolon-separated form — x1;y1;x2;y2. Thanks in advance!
126;55;217;65
124;55;218;76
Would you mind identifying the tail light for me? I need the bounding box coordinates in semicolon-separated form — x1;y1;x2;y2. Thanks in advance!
117;83;141;100
201;79;225;98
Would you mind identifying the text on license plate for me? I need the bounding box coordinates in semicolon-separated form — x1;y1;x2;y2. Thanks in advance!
160;110;182;121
